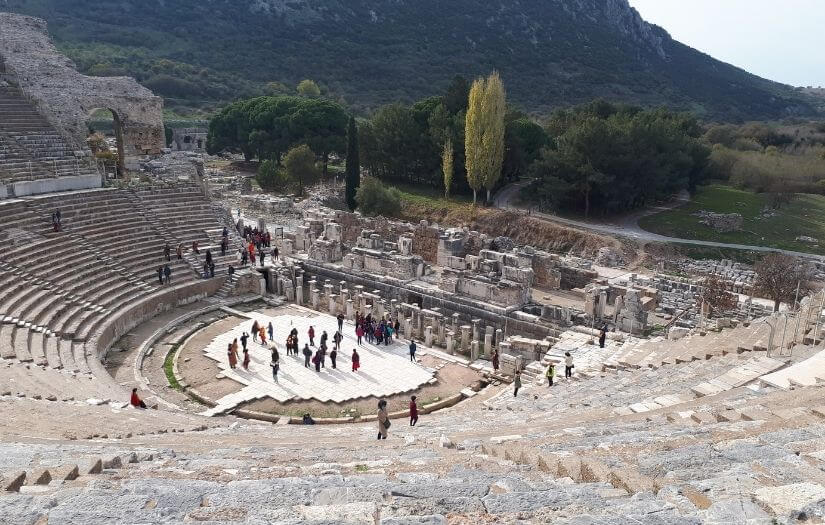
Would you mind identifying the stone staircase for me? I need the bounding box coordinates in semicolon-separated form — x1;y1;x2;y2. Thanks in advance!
0;83;96;184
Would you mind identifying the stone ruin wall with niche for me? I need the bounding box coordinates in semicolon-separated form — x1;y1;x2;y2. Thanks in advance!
0;13;165;168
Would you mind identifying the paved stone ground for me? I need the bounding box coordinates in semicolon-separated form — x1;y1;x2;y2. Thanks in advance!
201;307;434;415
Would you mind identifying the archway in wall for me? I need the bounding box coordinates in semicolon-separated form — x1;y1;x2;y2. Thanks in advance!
86;108;126;178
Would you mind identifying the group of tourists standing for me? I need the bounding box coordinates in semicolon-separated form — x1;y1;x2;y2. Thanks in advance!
354;312;400;346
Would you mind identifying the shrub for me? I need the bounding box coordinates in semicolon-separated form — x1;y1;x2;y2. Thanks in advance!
257;159;290;191
355;177;402;217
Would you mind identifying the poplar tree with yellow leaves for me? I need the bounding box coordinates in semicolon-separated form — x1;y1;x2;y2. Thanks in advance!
464;71;506;205
442;137;454;198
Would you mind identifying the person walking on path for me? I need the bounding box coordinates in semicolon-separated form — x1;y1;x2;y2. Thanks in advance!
320;330;328;349
228;342;238;369
259;325;267;346
356;325;364;345
319;343;327;368
270;347;280;382
329;347;337;369
240;332;249;352
308;325;315;346
164;264;171;284
492;350;500;372
409;396;418;426
377;399;389;440
242;348;250;370
337;313;344;333
313;349;322;372
259;249;265;267
251;320;259;343
333;331;342;351
409;340;417;362
351;348;360;372
598;325;607;349
384;324;392;346
513;371;522;397
303;344;312;368
157;266;164;285
546;363;555;387
164;243;171;261
268;322;274;342
564;352;574;379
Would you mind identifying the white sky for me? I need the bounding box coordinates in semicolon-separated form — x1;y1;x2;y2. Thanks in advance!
628;0;825;88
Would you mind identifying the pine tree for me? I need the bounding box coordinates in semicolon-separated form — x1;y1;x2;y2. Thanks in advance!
442;138;454;198
345;116;360;211
465;77;485;205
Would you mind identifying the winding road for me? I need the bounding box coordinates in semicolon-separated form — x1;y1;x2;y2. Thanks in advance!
493;181;825;262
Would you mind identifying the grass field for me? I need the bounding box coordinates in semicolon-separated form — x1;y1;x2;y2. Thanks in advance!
639;184;825;255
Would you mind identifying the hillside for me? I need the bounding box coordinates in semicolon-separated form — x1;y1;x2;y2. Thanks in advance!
2;0;819;120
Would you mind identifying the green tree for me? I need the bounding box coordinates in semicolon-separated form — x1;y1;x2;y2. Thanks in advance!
283;144;319;196
355;177;402;217
345;116;360;211
297;79;321;97
444;75;470;115
257;159;290;191
480;71;506;203
442;138;454;197
465;77;485;204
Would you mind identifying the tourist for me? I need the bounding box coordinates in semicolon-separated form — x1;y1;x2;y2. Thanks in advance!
240;331;249;352
270;347;280;381
320;330;328;349
337;313;344;332
313;349;322;372
220;238;227;257
237;207;241;219
259;324;267;345
333;330;342;351
157;266;164;285
564;352;574;379
164;263;172;284
228;265;235;279
202;261;210;279
394;319;400;336
273;246;279;261
599;325;607;348
409;395;418;426
222;226;228;238
308;325;315;346
176;243;183;260
377;399;389;440
164;243;171;261
242;348;250;370
267;321;274;342
513;371;521;397
303;344;312;368
546;363;555;387
209;261;215;278
302;413;315;425
492;349;500;372
130;388;147;409
51;211;60;232
192;240;200;254
228;342;238;369
329;347;337;369
385;323;392;345
356;324;364;345
409;340;417;362
265;231;271;248
240;249;248;266
351;348;360;372
205;249;213;267
320;341;328;368
259;249;265;267
248;242;255;266
251;320;259;342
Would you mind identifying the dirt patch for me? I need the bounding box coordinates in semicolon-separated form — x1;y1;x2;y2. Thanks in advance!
239;354;482;419
177;316;248;400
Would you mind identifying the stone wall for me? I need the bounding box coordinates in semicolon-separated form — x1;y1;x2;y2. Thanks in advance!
0;13;165;169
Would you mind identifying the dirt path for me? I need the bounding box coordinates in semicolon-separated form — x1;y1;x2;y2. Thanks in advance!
494;181;825;261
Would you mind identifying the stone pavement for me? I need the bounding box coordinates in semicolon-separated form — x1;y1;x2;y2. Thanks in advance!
200;307;434;416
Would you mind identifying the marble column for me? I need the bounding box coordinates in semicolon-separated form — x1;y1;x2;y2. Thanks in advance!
460;325;471;353
425;326;434;347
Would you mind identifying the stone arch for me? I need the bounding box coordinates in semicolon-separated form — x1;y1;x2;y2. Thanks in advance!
86;107;127;176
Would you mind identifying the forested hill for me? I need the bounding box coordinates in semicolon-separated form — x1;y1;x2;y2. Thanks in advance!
2;0;819;121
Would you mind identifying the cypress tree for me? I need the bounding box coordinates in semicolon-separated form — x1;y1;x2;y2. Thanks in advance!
345;116;360;211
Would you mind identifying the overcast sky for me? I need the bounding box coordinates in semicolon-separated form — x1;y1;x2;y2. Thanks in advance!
628;0;825;88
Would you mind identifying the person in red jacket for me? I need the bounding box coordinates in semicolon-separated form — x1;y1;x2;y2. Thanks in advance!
351;348;360;372
130;388;147;409
409;395;418;426
308;325;315;346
